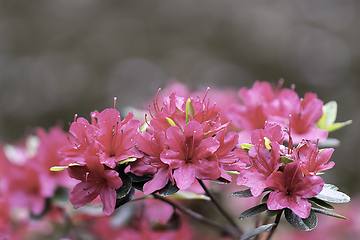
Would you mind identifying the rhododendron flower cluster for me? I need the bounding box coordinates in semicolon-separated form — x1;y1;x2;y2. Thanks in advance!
226;80;328;144
0;80;352;240
130;88;245;194
59;107;143;215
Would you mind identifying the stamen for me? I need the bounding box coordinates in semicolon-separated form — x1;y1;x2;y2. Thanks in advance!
288;115;293;154
202;87;210;104
113;97;117;109
291;84;296;91
144;114;151;127
148;105;154;119
276;78;284;94
85;172;90;184
74;114;78;122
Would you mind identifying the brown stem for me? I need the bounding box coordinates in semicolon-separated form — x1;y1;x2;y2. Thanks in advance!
197;179;243;236
266;210;283;240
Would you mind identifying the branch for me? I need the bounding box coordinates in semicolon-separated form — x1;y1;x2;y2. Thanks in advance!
197;179;243;235
266;209;283;240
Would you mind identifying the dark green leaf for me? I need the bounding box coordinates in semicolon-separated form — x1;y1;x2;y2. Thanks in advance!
239;203;268;219
211;177;230;184
127;172;153;182
115;187;135;209
284;209;317;231
308;197;334;210
262;192;270;203
315;184;350;203
158;180;179;197
116;173;132;199
229;189;253;198
266;210;282;218
240;223;275;240
127;173;153;192
311;206;348;220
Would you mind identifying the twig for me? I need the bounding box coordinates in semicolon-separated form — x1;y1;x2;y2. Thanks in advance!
197;179;243;236
266;210;283;240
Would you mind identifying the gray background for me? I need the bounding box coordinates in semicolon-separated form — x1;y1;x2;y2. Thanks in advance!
0;0;359;195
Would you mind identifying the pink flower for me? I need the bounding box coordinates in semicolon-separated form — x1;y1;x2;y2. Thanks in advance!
131;131;174;194
296;139;335;176
226;81;278;143
91;109;143;168
160;121;221;190
266;161;324;218
267;90;328;143
34;126;76;197
213;129;248;182
60;116;96;164
68;156;122;215
61;109;143;168
237;142;282;197
7;163;46;215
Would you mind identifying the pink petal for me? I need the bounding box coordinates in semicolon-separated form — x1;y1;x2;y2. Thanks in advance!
166;126;186;153
100;185;117;215
102;170;123;189
237;170;267;197
160;150;183;169
196;138;220;159
267;191;289;210
173;163;195;190
288;196;312;219
143;167;172;194
192;158;221;180
69;182;99;207
295;175;324;199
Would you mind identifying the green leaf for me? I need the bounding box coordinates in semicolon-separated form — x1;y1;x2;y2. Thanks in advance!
170;191;210;201
140;122;148;133
240;223;275;240
118;157;138;165
166;117;177;127
116;173;132;199
226;171;239;175
185;98;195;124
266;210;282;218
50;162;82;171
115;187;135;209
211;177;231;184
308;197;334;210
127;172;153;182
229;189;253;198
315;184;350;203
239;203;268;219
264;137;271;150
280;156;295;164
317;101;352;132
158;180;179;197
240;143;253;151
325;120;352;132
284;209;317;231
261;192;270;203
127;173;153;192
50;166;69;171
311;206;348;220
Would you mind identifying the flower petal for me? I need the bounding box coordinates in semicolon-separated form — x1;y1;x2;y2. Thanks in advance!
100;185;117;215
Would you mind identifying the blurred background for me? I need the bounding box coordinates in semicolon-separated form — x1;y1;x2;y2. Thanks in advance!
0;0;359;197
